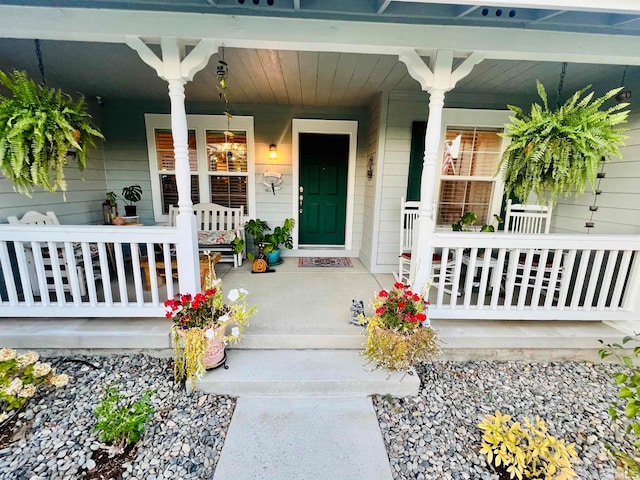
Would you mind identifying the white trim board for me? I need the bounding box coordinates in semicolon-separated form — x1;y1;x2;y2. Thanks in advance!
292;119;358;251
435;108;513;227
2;6;640;65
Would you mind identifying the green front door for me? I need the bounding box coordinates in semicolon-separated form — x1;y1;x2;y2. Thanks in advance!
299;133;349;245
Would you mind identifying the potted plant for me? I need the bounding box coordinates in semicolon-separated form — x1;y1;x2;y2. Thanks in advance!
103;191;119;224
262;218;295;264
363;281;440;372
120;184;142;216
244;219;270;248
500;81;629;205
452;212;502;232
244;218;295;266
0;70;104;195
165;256;257;390
478;410;578;480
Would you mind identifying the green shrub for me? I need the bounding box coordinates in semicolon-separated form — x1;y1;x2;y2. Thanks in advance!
94;385;155;449
599;336;640;479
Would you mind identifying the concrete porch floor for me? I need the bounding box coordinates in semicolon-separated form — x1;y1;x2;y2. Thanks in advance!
0;257;631;361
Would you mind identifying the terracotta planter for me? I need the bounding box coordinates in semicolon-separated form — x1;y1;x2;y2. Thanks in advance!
203;330;226;369
176;326;226;372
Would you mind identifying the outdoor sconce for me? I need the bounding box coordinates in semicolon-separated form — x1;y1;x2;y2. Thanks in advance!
269;144;277;160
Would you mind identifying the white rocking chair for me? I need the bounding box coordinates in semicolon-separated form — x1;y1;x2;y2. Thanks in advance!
503;200;562;296
394;197;456;291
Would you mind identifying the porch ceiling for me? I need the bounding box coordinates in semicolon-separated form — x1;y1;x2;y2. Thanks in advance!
0;38;636;107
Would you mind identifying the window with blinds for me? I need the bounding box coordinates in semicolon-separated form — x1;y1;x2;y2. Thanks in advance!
206;130;248;211
145;120;253;217
155;129;199;214
437;127;503;226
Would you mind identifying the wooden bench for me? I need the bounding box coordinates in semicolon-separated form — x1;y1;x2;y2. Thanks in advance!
139;252;221;291
168;203;245;267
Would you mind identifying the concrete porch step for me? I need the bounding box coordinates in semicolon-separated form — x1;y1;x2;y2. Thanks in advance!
0;318;627;363
196;349;420;397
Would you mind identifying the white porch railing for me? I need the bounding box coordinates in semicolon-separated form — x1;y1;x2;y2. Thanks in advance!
428;232;640;321
0;225;182;317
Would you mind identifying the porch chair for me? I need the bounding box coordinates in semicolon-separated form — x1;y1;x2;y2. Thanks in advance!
504;199;552;234
394;197;456;291
7;211;91;296
503;200;561;296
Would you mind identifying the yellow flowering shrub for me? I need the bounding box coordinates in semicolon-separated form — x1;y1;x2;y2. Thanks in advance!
478;411;578;480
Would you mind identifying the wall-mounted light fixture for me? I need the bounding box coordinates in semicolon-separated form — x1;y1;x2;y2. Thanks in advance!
269;144;277;160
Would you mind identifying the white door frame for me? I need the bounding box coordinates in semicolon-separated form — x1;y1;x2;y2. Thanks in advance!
292;119;358;250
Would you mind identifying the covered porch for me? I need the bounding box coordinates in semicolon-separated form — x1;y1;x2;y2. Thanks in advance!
0;257;628;360
1;2;640;334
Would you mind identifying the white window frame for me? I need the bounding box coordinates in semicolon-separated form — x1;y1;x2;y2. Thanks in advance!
145;114;256;223
435;109;512;229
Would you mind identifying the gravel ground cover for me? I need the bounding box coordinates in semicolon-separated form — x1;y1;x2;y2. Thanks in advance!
373;360;627;480
1;355;630;480
0;355;235;480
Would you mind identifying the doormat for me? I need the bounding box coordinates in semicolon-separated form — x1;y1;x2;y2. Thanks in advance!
298;257;353;268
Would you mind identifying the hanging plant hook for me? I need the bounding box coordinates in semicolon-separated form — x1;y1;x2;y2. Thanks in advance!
34;39;47;86
555;61;567;108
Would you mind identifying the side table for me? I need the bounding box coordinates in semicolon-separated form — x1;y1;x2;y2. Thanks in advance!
139;252;222;291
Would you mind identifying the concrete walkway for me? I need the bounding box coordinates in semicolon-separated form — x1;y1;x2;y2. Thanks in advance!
212;396;394;480
205;349;410;480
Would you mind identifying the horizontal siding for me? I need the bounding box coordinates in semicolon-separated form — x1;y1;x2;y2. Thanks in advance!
0;145;108;225
553;111;640;234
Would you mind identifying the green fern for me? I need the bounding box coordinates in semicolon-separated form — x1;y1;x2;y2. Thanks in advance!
0;70;104;195
500;81;629;205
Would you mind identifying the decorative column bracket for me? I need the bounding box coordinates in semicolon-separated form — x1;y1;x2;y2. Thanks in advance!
399;49;484;92
126;36;220;82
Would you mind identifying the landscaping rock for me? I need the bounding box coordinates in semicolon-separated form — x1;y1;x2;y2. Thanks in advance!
0;355;235;479
373;360;626;479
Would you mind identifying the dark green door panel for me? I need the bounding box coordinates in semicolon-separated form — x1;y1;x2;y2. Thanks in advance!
299;133;349;245
407;121;427;201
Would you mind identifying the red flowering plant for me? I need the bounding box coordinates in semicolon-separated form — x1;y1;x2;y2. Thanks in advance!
371;281;430;331
165;276;256;389
364;282;440;371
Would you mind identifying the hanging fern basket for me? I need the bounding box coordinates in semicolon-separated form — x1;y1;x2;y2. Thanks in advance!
0;70;104;195
500;81;629;205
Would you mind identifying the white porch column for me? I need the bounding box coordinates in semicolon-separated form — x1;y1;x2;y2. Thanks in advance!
412;89;445;292
127;36;219;293
398;49;483;294
167;78;200;292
